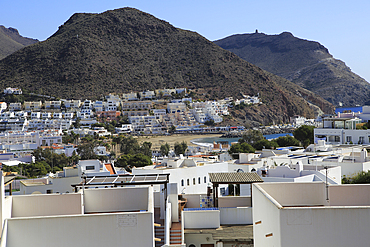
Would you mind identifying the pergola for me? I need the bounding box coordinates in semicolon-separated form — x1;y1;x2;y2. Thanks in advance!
209;172;263;207
4;176;17;195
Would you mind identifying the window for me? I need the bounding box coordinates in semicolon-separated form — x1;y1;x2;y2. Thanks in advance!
181;179;184;187
46;189;53;194
204;176;207;183
334;136;340;142
187;179;190;186
359;136;365;144
346;136;352;143
198;177;201;184
193;178;196;185
86;165;95;170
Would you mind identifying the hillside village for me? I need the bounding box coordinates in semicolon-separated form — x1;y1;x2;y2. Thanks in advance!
0;87;262;135
1;6;370;247
2;86;370;246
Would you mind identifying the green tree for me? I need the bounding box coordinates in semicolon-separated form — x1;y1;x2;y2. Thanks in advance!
342;171;370;184
140;141;152;157
116;153;152;172
239;130;264;144
160;143;170;156
252;139;278;150
293;125;315;147
174;141;187;155
275;135;300;147
169;125;176;134
73;118;81;128
77;143;98;160
120;136;141;155
204;119;215;126
229;143;255;154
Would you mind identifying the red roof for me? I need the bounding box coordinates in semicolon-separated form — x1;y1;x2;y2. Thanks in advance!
104;163;116;175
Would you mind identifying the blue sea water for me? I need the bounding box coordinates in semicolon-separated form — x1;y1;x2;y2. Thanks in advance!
191;133;293;146
335;106;363;114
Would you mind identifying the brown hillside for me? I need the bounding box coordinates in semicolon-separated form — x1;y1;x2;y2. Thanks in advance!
0;8;333;124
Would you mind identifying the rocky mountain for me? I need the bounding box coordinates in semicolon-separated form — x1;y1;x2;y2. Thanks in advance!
0;8;333;124
0;25;38;60
215;31;370;106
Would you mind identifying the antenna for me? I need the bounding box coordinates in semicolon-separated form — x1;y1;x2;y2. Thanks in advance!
324;166;329;201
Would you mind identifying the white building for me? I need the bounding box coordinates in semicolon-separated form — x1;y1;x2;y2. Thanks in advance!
139;90;155;99
64;99;81;109
122;92;138;101
45;100;61;109
0;171;158;247
4;87;22;95
8;103;21;111
253;182;370;247
167;103;187;114
0;118;28;132
30;112;41;119
82;100;93;109
24;101;42;111
0;102;7;112
314;117;366;144
93;101;105;112
115;124;133;134
106;99;119;111
20;167;80;195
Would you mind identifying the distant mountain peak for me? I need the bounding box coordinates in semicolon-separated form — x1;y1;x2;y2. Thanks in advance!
0;25;38;60
0;9;333;123
215;32;368;106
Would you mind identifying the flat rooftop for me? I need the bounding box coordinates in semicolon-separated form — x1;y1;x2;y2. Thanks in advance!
254;182;370;208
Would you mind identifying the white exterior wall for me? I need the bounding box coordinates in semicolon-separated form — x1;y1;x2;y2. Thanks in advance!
11;193;83;217
258;182;327;207
20;176;80;195
253;182;370;247
252;184;282;247
329;184;370;206
279;207;370;247
315;128;370;144
133;162;251;195
219;207;252;225
183;210;220;229
5;212;154;247
218;196;251;207
84;187;149;213
320;160;370;177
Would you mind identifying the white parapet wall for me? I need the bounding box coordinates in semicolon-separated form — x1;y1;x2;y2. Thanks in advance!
3;212;154;247
84;187;149;213
218;196;251;207
11;193;83;218
219;207;253;225
183;210;220;229
253;182;370;247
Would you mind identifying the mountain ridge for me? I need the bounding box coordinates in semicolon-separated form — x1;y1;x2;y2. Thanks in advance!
0;25;38;60
0;8;333;124
214;31;370;106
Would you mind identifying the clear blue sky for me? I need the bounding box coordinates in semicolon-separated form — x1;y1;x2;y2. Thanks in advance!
1;0;369;82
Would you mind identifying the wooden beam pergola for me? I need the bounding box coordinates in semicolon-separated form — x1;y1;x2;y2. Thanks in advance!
209;172;263;207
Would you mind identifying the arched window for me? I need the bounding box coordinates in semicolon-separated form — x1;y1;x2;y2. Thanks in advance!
198;177;201;184
181;179;184;186
204;176;207;183
187;179;190;186
193;178;196;185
